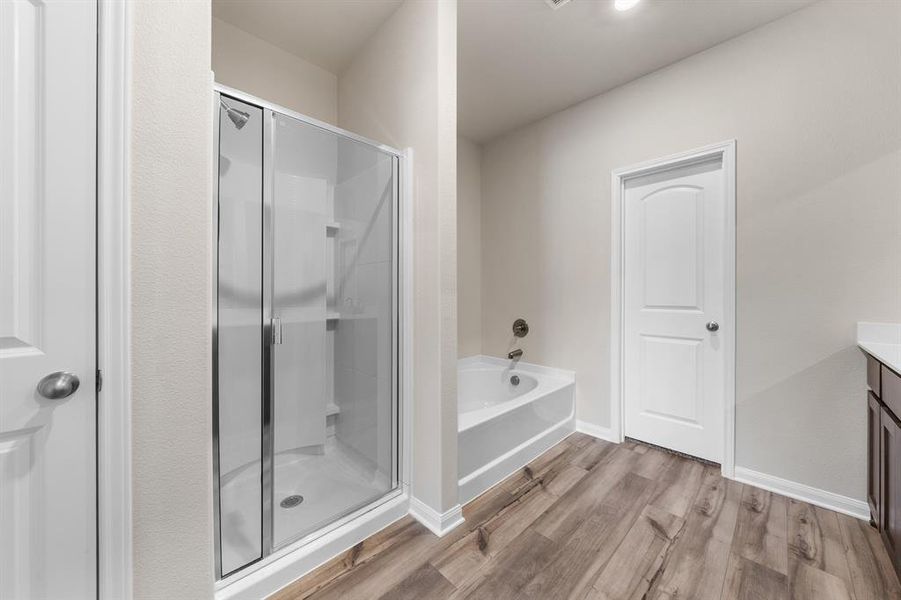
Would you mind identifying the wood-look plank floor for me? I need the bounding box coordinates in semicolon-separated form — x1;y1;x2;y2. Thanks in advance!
271;434;901;600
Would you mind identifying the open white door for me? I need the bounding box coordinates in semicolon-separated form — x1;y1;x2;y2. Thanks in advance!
623;155;729;463
0;0;97;597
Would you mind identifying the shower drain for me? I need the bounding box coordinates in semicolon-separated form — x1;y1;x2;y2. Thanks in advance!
280;495;304;509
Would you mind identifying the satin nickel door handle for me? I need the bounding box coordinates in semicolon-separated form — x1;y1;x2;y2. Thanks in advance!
706;321;720;332
36;371;80;400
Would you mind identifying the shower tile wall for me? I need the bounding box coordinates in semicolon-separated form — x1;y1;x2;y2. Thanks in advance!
218;127;263;477
270;120;393;476
333;139;394;477
272;119;336;454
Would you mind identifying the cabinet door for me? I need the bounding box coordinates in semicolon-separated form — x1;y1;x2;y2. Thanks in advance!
868;353;882;396
870;392;882;526
881;406;901;567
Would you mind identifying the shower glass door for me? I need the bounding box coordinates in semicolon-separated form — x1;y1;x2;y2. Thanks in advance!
269;112;399;549
216;96;264;577
216;92;401;579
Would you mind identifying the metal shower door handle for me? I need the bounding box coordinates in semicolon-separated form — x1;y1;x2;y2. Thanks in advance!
272;317;283;345
706;321;720;332
36;371;80;400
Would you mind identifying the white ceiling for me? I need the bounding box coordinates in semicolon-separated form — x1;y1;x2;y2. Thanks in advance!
212;0;403;74
213;0;815;143
459;0;815;142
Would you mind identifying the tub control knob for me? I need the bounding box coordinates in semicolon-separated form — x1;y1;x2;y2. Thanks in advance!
513;318;529;338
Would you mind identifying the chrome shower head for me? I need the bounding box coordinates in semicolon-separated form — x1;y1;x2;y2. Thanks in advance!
226;107;250;130
219;98;250;130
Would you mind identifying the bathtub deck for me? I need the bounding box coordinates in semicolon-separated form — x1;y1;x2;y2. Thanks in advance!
270;433;900;600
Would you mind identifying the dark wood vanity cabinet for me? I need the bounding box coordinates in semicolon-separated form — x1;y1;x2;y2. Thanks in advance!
882;405;901;565
870;391;882;524
866;350;901;575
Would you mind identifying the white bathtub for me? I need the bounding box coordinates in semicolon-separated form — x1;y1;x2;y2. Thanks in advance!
457;355;575;504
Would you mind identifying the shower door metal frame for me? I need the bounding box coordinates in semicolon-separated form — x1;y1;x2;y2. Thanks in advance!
261;105;274;561
212;83;410;583
212;89;222;580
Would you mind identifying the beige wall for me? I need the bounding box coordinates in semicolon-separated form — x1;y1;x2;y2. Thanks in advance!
480;0;901;500
212;17;338;124
339;0;459;512
457;135;482;357
130;1;213;598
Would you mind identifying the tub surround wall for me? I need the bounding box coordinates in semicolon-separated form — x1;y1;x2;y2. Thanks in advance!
478;0;901;502
130;1;214;597
457;136;482;358
338;0;460;518
212;17;338;125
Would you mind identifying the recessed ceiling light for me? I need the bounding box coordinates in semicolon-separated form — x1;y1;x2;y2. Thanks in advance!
614;0;641;11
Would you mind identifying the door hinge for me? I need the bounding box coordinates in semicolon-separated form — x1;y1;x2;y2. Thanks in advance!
96;368;103;393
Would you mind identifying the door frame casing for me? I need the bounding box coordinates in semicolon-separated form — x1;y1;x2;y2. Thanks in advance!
609;140;736;478
97;0;132;598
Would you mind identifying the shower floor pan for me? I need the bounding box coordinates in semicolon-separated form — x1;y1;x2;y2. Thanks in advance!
219;437;391;572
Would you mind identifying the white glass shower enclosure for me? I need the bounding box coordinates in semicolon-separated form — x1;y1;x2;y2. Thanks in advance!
214;88;403;579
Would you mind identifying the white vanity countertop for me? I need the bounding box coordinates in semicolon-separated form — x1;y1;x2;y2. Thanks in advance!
858;322;901;374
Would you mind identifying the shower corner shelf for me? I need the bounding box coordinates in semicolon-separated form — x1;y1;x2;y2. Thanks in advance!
326;312;340;321
325;221;341;231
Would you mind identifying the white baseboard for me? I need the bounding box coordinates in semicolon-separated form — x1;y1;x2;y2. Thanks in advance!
571;423;869;523
409;496;465;537
734;467;869;521
575;420;620;443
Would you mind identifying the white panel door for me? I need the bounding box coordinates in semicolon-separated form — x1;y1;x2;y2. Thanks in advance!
624;157;726;462
0;1;97;598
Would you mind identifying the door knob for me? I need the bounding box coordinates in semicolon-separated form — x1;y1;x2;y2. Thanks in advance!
36;371;80;400
706;321;720;332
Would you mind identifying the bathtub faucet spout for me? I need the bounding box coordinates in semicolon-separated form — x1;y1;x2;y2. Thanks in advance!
508;349;523;360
